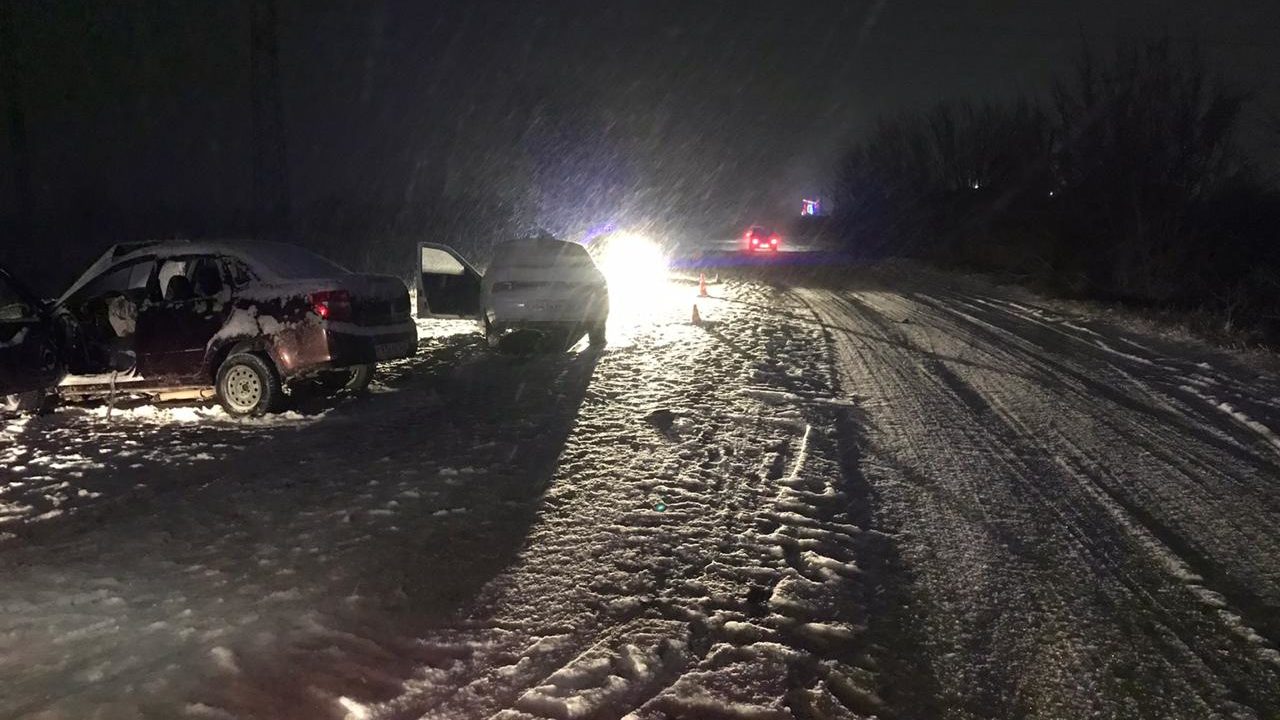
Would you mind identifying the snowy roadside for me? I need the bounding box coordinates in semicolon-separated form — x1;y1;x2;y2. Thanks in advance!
870;258;1280;372
0;316;481;543
794;269;1280;717
7;258;1278;718
0;278;882;720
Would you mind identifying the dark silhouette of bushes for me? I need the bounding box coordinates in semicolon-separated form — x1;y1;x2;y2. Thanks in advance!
833;37;1280;344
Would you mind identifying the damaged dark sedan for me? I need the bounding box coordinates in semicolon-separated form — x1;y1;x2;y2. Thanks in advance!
3;240;417;416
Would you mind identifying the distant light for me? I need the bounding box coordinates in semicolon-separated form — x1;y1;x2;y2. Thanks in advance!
971;182;981;190
1048;190;1056;197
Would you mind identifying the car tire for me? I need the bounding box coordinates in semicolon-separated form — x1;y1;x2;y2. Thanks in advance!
216;353;282;417
317;363;375;394
588;322;607;348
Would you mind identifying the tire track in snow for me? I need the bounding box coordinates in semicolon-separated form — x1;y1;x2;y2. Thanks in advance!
909;289;1280;632
796;285;1280;719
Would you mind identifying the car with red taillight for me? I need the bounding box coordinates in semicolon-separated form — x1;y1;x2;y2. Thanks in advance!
52;240;416;415
744;225;780;252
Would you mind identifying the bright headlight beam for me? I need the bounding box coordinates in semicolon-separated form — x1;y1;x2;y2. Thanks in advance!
596;232;669;309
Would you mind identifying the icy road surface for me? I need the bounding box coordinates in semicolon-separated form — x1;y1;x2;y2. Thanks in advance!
2;266;1280;719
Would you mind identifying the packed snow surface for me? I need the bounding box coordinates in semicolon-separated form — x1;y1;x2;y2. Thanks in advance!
2;267;1279;719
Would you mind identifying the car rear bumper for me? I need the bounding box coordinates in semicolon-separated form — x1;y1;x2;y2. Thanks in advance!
485;292;608;326
274;319;417;378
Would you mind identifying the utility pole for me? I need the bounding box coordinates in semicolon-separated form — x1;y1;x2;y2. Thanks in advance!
0;0;33;244
250;0;290;239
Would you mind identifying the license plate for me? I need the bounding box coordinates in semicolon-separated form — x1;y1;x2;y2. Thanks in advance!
375;340;412;360
529;302;564;312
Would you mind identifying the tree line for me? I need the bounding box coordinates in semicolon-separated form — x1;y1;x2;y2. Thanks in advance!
831;37;1280;344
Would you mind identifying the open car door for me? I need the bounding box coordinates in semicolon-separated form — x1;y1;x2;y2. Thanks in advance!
416;243;482;318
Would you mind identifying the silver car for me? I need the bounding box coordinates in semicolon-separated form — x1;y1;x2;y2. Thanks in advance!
417;236;609;348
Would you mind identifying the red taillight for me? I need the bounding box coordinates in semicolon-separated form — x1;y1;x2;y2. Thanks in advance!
770;236;779;244
310;289;352;322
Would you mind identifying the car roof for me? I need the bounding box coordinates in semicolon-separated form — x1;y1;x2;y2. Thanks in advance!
105;239;284;262
57;239;306;304
495;236;581;251
491;237;592;260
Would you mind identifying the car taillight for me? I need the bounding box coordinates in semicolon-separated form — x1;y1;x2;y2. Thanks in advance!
310;289;352;321
770;236;779;244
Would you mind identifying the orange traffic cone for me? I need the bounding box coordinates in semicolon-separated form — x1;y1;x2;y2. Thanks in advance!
691;303;703;326
698;272;709;297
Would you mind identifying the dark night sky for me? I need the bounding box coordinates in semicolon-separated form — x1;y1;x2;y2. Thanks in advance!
2;0;1279;281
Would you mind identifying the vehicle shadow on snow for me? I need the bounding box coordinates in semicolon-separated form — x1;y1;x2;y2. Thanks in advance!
0;334;602;720
1;378;409;548
0;332;487;544
193;344;604;719
0;401;328;547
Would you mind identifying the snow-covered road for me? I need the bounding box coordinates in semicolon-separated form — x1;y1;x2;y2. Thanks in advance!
798;274;1280;719
2;266;1279;719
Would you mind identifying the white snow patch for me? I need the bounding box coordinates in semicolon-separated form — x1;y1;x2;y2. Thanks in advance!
794;622;860;644
68;403;323;426
1214;401;1280;454
184;703;238;719
800;550;861;578
742;387;855;408
209;646;239;674
338;696;371;720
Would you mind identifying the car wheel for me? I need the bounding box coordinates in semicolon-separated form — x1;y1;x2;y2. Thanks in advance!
316;363;375;394
216;353;282;416
588;322;607;348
